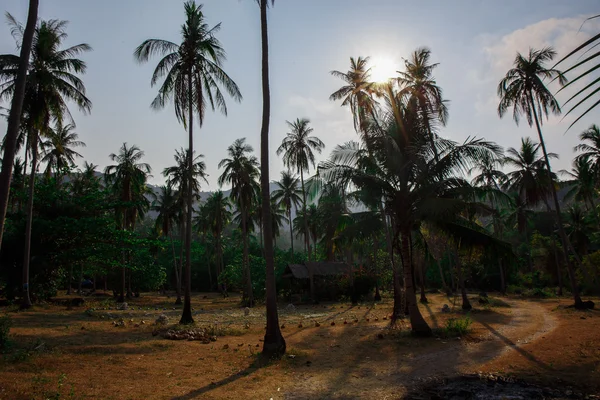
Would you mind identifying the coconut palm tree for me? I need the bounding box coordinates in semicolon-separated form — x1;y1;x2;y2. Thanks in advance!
105;143;151;302
135;1;242;324
0;1;39;252
257;0;285;358
218;138;259;307
0;16;92;307
163;147;207;304
272;171;302;256
277;118;324;260
319;93;502;336
396;47;448;160
497;47;584;308
504;137;556;207
256;0;285;357
269;197;287;246
562;157;600;226
574;124;600;179
40;123;85;179
329;56;378;133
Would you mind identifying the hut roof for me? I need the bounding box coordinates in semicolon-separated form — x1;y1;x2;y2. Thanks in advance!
283;262;352;279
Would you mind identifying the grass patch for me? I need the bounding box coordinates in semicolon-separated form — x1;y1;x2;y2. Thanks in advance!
443;315;472;337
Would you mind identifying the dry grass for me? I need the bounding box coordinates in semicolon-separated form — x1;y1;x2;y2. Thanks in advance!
0;291;597;399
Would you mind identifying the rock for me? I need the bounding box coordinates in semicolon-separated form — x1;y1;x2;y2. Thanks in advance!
244;307;250;316
155;314;169;325
442;304;450;313
478;297;490;304
377;333;384;339
331;321;335;326
222;344;229;350
285;304;296;313
116;302;128;310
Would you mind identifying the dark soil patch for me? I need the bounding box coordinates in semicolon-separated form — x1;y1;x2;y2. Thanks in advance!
405;374;597;400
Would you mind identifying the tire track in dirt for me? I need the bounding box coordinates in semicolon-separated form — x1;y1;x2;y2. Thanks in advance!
283;298;558;399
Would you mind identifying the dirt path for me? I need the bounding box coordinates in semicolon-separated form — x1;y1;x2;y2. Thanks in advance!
283;298;558;400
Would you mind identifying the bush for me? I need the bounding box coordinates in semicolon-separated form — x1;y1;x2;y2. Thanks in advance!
445;315;471;337
0;314;11;349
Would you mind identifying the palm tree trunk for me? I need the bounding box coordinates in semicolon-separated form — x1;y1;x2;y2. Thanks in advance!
180;72;194;325
177;212;184;304
400;227;431;336
457;246;472;311
67;265;73;295
300;169;310;260
241;201;253;307
170;232;182;302
529;92;582;307
289;208;294;257
0;0;39;254
373;235;381;301
259;0;285;358
78;263;84;294
21;129;39;309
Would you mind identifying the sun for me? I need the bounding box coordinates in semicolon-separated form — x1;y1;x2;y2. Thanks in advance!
370;57;397;83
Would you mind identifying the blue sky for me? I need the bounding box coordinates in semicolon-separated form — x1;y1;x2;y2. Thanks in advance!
1;0;599;190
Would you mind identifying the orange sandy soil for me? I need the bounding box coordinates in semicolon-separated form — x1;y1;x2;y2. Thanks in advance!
0;292;598;399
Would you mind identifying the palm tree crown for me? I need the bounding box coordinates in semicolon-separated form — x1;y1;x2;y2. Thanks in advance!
133;1;241;126
329;56;378;132
40;123;85;176
277;118;325;174
497;47;566;126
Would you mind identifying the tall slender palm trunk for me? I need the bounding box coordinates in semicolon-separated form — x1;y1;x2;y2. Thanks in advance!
21;129;39;309
180;72;194;324
300;169;310;259
241;201;253;307
288;208;294;257
259;0;285;358
0;0;39;254
529;92;582;307
400;228;431;336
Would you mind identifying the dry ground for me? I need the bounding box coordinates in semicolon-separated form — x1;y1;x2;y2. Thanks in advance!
0;292;598;399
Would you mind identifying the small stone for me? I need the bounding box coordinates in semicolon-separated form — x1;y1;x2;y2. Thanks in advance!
377;333;384;339
331;321;335;326
244;307;250;316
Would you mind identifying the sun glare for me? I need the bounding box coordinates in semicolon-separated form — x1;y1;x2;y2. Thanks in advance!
370;57;397;83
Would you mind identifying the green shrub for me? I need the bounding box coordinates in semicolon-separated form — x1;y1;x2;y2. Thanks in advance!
0;314;11;349
445;315;471;337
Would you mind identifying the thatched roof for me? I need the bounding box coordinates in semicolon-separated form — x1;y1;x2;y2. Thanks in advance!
283;262;352;279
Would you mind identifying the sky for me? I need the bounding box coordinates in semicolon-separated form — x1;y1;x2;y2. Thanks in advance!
1;0;599;190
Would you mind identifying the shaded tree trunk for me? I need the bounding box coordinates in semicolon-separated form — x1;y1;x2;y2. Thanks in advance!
0;0;39;253
180;72;194;325
300;169;310;259
241;201;254;307
529;92;582;307
373;235;381;301
456;247;472;311
67;265;73;295
259;0;286;359
21;129;39;309
289;208;294;257
176;214;184;305
400;228;431;336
